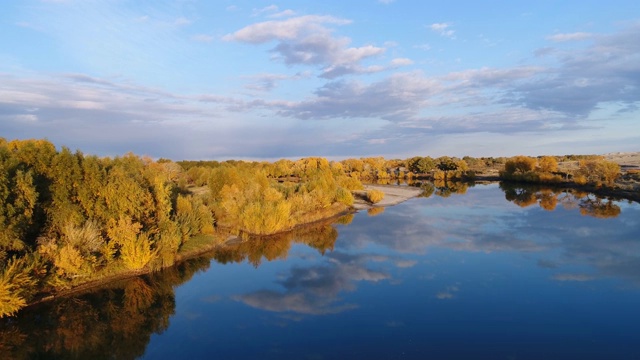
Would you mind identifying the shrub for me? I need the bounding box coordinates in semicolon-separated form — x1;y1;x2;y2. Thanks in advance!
54;244;85;276
0;257;37;317
335;187;354;206
366;189;385;204
504;156;537;174
538;172;563;183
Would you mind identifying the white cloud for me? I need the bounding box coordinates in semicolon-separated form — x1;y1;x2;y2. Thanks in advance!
244;72;310;92
270;10;296;18
390;58;414;66
251;5;294;18
223;15;350;43
254;5;278;14
429;22;455;38
224;15;385;78
515;24;640;115
272;71;439;121
546;32;593;42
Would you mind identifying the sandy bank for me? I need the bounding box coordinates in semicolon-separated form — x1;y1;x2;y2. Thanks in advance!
353;184;423;210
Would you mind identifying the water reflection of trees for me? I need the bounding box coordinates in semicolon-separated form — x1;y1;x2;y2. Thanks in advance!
0;216;348;358
411;180;471;198
212;217;344;267
0;216;347;358
0;256;210;359
499;183;622;218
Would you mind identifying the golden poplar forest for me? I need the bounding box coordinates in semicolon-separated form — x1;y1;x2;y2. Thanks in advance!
0;138;630;317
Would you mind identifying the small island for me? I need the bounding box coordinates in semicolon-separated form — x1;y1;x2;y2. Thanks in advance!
1;138;638;317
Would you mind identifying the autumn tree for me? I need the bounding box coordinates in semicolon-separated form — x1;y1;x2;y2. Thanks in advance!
504;156;537;175
538;156;558;173
575;160;620;186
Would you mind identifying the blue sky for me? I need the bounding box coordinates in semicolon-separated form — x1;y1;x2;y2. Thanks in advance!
1;1;639;160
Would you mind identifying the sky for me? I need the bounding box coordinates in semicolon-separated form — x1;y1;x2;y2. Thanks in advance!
1;0;639;161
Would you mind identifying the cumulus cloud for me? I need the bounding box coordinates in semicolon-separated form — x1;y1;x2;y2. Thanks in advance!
224;15;385;78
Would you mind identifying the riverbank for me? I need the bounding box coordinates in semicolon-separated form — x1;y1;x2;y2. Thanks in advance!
20;185;421;311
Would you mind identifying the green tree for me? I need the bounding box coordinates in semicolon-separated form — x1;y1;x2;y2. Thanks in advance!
408;156;435;174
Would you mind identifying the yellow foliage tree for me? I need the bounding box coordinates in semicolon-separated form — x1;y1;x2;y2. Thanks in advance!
538;156;558;173
120;232;157;270
504;156;537;175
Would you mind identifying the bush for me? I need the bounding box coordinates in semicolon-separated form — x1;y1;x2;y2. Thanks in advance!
0;257;37;317
366;189;385;204
573;174;587;185
335;187;354;206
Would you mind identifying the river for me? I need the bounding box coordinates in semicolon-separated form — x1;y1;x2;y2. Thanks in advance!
2;182;639;359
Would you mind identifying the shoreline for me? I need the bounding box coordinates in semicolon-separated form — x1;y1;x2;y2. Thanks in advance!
14;180;637;314
21;207;357;311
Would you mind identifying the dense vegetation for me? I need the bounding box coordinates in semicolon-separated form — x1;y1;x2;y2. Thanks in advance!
0;138;632;318
0;139;372;317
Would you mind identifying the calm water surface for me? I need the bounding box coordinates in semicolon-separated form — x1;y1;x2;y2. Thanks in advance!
2;183;640;359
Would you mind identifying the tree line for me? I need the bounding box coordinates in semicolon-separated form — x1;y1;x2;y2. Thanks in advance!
0;140;365;317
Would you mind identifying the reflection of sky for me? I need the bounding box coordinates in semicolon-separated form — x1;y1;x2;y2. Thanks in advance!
143;184;640;359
